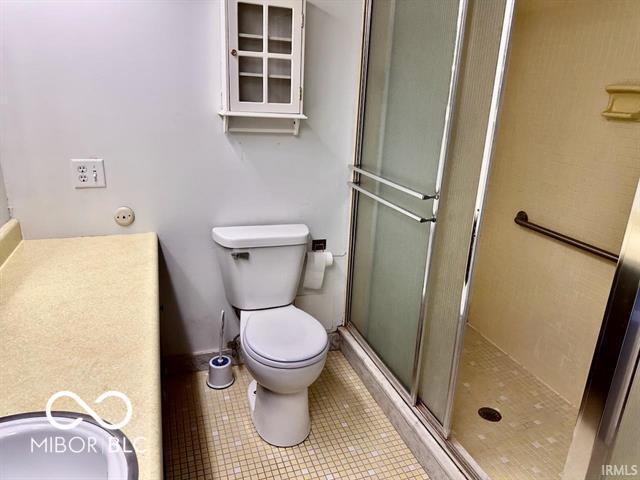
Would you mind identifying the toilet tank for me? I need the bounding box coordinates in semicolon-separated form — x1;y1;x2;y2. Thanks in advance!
212;224;309;310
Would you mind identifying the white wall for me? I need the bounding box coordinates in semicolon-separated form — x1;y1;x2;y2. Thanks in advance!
0;163;9;225
0;0;363;356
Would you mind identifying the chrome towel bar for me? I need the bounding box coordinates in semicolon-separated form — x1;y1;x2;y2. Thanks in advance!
348;182;435;223
514;210;619;263
349;165;437;200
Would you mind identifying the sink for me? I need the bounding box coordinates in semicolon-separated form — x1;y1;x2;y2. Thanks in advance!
0;412;138;480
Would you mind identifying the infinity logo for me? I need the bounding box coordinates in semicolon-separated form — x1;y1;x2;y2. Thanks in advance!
45;390;133;431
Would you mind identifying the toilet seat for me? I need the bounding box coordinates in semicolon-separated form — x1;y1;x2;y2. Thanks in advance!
242;306;329;369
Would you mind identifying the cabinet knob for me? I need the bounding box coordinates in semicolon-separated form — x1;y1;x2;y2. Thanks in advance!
230;49;237;57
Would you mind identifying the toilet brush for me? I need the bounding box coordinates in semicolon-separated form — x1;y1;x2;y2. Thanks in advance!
207;310;235;389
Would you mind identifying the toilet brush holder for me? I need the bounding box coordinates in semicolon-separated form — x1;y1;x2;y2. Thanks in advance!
207;355;234;389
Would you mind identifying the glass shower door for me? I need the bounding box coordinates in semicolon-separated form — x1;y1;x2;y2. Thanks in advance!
348;0;463;394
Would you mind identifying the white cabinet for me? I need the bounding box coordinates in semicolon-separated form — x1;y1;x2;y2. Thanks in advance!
219;0;307;134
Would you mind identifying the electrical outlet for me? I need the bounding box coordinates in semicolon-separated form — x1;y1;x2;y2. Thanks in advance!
71;159;106;188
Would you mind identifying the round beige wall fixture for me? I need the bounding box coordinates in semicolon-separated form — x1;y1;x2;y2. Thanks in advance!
114;206;135;226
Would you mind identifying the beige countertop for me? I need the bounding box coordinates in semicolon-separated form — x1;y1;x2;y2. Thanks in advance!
0;224;162;480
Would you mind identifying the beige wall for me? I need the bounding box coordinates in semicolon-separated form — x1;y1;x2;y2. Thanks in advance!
468;0;640;406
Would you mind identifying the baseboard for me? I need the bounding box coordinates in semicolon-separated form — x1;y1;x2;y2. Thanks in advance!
339;326;468;480
162;331;342;376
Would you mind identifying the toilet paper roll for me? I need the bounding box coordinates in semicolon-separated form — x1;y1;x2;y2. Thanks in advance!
302;251;333;290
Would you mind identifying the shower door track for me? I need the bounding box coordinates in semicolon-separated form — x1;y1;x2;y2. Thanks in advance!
345;323;487;480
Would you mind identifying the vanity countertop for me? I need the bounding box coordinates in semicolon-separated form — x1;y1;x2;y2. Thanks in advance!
0;224;162;480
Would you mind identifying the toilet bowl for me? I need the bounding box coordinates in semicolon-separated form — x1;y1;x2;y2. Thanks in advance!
241;306;328;446
212;224;329;447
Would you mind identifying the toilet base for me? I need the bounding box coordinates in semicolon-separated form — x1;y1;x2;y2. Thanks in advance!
247;380;310;447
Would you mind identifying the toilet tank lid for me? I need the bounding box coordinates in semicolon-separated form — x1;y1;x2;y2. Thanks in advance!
212;224;309;248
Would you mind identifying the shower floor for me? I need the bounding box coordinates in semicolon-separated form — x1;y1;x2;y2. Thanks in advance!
451;326;578;480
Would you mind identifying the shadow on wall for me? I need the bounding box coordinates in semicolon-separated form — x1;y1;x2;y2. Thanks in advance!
158;239;235;370
159;245;190;356
159;235;243;377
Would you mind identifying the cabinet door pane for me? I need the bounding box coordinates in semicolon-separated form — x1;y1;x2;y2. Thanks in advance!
239;56;263;102
238;3;263;52
268;58;291;103
229;0;301;114
268;6;292;54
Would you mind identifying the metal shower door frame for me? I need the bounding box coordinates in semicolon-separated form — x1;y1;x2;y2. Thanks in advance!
344;0;517;478
437;0;516;435
344;0;470;412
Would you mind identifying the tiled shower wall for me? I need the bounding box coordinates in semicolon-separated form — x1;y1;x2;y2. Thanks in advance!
468;0;640;405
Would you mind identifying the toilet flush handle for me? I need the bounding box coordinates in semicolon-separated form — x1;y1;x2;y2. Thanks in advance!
231;251;250;260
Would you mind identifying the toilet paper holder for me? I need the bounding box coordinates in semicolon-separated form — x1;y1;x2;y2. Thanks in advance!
311;239;326;251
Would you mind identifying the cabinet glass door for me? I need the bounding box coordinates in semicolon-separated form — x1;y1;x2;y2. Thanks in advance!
229;0;302;114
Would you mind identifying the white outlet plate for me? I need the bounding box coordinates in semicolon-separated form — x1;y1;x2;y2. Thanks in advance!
71;159;106;188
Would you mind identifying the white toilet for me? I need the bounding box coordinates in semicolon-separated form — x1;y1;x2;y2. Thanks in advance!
212;224;329;447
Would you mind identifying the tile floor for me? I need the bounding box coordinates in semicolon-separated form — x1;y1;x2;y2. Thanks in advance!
162;351;428;479
451;326;579;480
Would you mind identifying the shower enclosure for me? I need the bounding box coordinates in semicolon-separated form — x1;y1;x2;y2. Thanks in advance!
346;0;640;478
346;0;478;435
347;0;465;399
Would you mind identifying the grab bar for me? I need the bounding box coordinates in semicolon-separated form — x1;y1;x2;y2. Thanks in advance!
514;211;619;263
348;182;435;223
349;165;437;200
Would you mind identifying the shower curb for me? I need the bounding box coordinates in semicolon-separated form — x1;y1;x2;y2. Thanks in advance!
339;327;467;480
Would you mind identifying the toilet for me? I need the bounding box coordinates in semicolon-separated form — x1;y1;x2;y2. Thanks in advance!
212;224;329;447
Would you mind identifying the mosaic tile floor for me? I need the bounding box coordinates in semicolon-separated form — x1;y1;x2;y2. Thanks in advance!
451;326;579;480
162;351;428;479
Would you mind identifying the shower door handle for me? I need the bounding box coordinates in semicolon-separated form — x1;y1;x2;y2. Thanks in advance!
464;212;479;284
349;165;437;200
348;182;435;223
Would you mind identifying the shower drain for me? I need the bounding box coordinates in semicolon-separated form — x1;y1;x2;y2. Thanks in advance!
478;407;502;422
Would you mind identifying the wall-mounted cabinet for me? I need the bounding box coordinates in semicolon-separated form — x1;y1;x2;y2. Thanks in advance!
219;0;307;134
